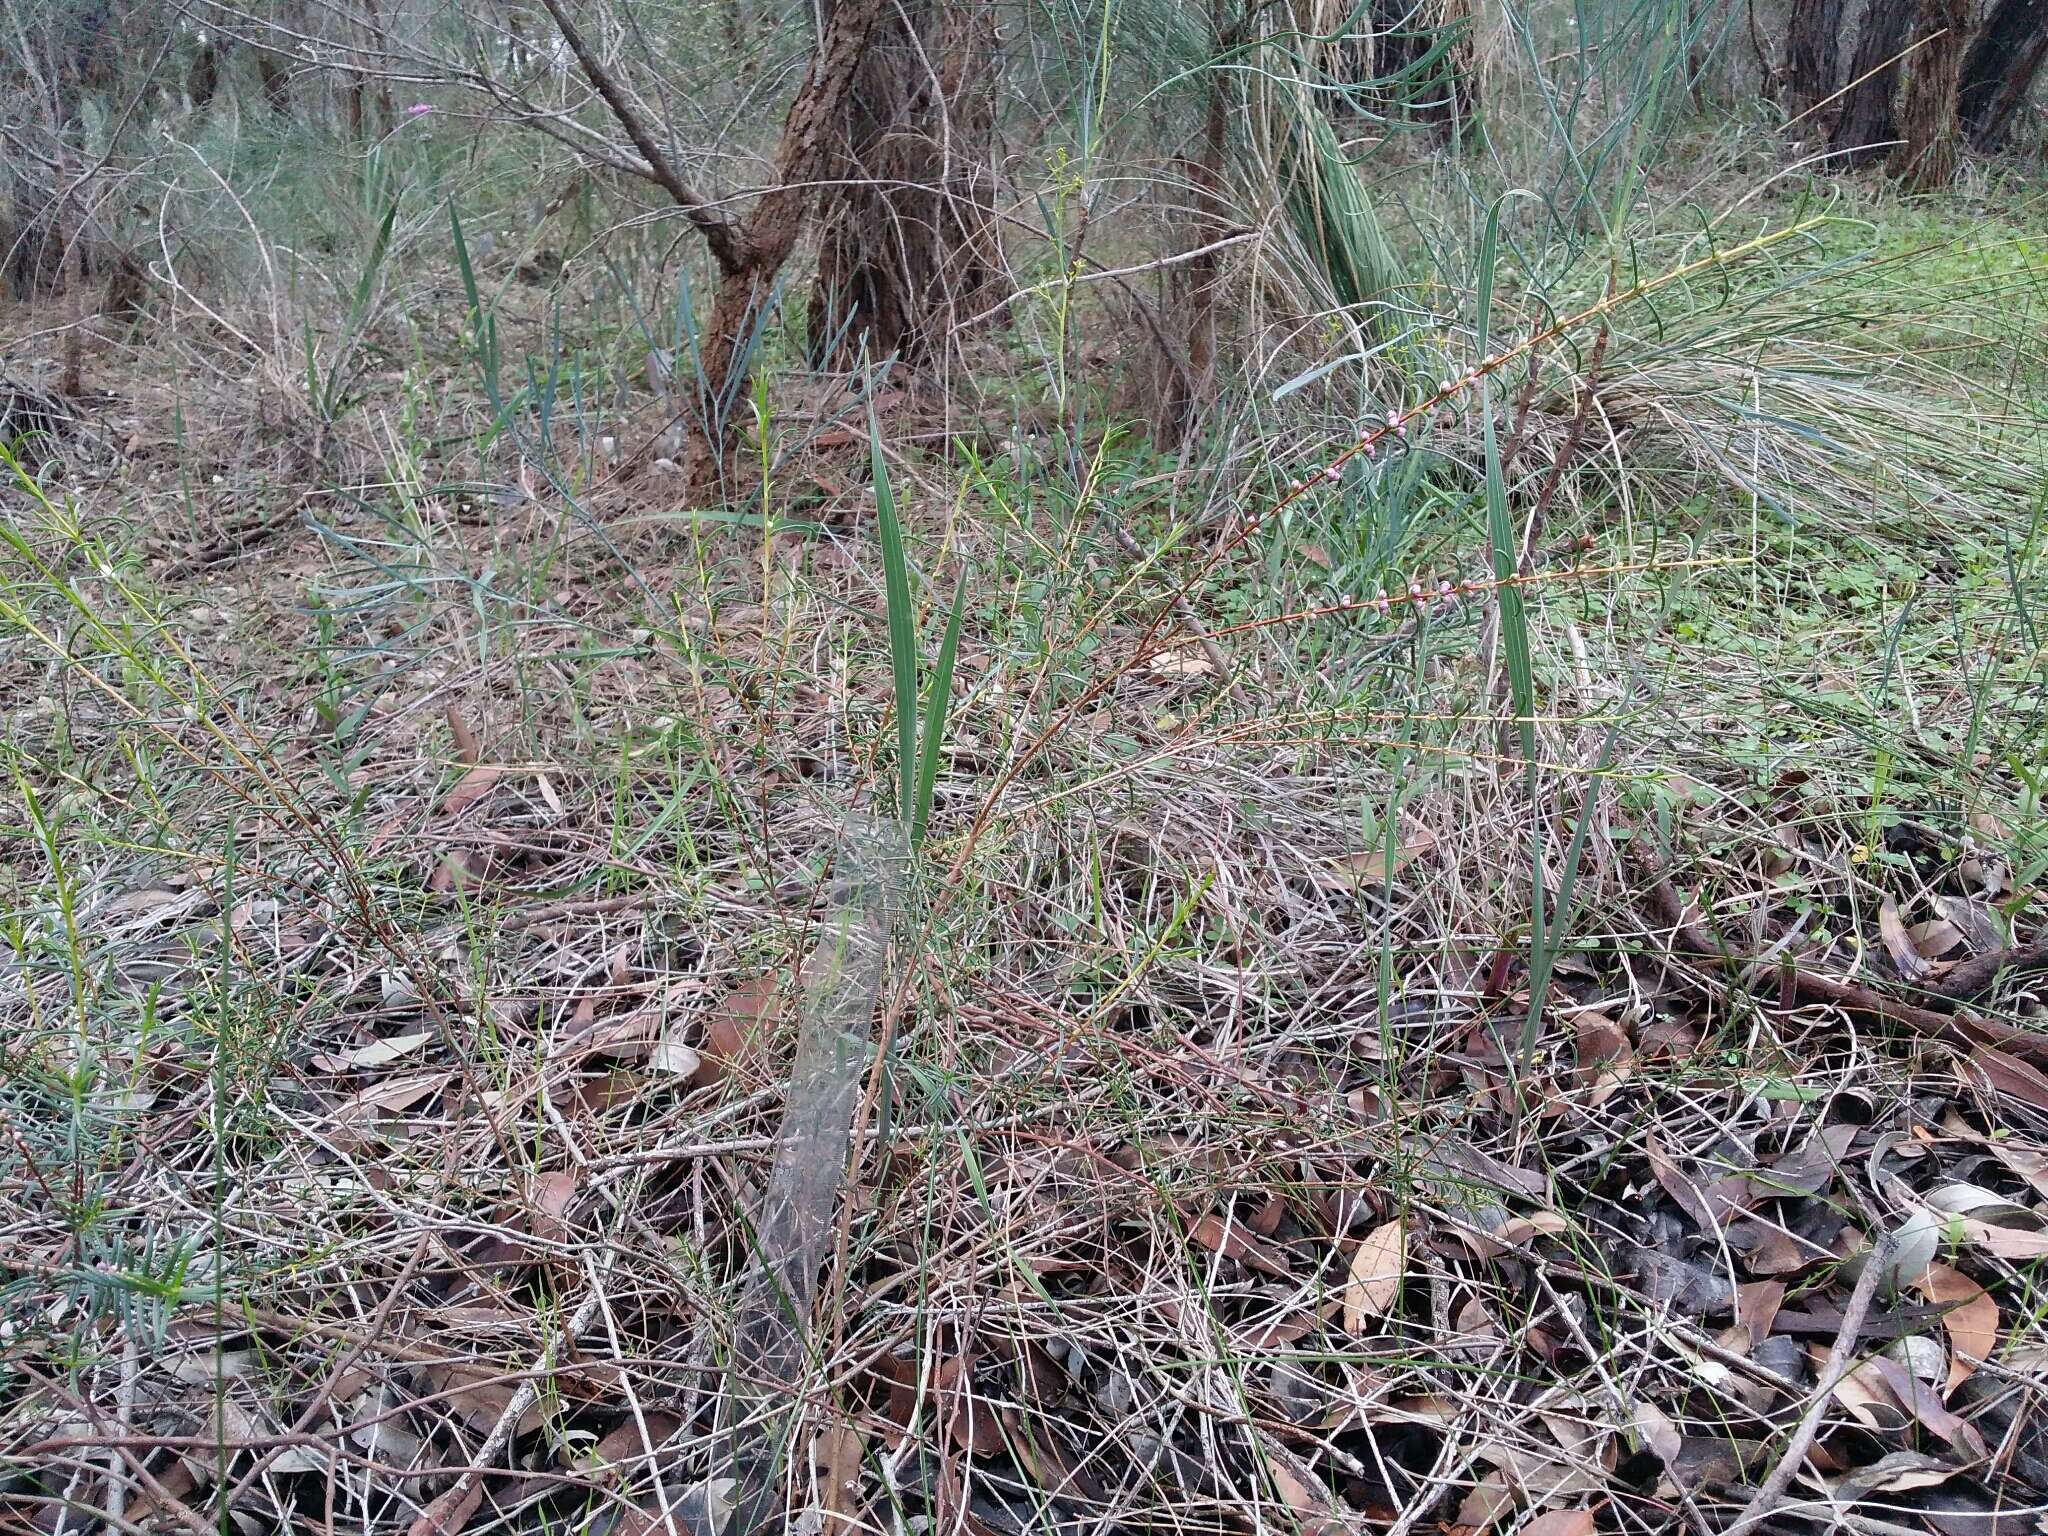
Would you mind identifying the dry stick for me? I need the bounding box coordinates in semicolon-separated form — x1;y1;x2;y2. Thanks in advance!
1635;848;2048;1066
1726;1233;1896;1536
407;1283;605;1536
1925;938;2048;1005
529;0;743;273
1518;326;1611;574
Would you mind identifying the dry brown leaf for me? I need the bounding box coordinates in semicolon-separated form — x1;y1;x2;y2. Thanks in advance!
442;761;504;815
696;973;784;1089
1880;895;1932;981
815;1422;864;1536
1145;646;1214;679
418;1360;544;1436
1867;1356;1987;1456
1451;1471;1515;1536
1256;1432;1345;1533
1572;1010;1631;1075
1646;1134;1747;1231
1520;1511;1598;1536
312;1031;431;1073
1948;1212;2048;1260
587;1410;682;1473
1342;1220;1405;1333
1189;1212;1293;1279
649;1039;703;1077
1987;1141;2048;1201
529;1171;578;1244
1631;1399;1681;1465
406;1480;482;1536
336;1070;450;1121
446;705;479;767
1332;831;1439;888
1832;1356;1902;1430
1736;1279;1785;1350
1969;1045;2048;1114
1909;919;1966;959
1918;1263;1998;1394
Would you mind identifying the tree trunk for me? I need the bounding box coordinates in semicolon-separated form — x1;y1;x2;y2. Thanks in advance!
1784;0;1845;117
537;0;887;499
1157;0;1233;441
1960;0;2048;149
806;0;1006;373
1890;0;1970;187
684;0;890;497
1830;0;1914;164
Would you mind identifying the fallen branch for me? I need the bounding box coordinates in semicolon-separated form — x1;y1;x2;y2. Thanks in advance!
1925;938;2048;1006
1633;847;2048;1065
1725;1232;1895;1536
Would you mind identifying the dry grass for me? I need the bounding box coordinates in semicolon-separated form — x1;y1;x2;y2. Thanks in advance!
3;110;2048;1536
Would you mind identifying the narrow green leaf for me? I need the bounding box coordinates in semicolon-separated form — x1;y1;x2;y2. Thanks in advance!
1521;697;1627;1067
912;569;967;846
869;407;919;829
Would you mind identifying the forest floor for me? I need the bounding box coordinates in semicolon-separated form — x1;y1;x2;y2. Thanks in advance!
2;147;2048;1536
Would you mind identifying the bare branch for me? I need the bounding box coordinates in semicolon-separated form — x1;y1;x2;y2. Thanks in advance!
530;0;745;273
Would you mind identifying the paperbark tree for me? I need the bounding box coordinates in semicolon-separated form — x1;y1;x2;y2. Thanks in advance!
534;0;889;496
1959;0;2048;148
1889;0;1970;188
1830;0;1913;164
806;0;1007;372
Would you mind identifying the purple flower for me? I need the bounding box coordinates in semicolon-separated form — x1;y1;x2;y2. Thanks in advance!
407;102;435;116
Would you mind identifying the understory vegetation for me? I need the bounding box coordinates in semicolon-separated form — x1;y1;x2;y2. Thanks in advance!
2;0;2047;1532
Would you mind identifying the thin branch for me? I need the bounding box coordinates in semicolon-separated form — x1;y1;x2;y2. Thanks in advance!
530;0;745;272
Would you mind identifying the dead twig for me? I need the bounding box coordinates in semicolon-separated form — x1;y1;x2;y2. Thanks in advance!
1725;1233;1896;1536
1633;844;2048;1065
1924;938;2048;1005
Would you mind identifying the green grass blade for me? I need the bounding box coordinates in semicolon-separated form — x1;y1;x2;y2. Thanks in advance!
449;203;503;413
870;407;919;830
1483;392;1543;1075
1521;700;1626;1067
912;569;967;847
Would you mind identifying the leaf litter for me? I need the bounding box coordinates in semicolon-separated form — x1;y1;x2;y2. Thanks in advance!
5;407;2048;1536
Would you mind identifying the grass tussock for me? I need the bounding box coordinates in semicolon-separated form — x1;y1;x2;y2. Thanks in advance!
3;7;2048;1535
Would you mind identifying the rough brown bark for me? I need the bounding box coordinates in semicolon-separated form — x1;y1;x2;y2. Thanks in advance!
1157;0;1233;441
687;0;890;494
1960;0;2048;148
1889;0;1970;188
536;0;888;499
1830;0;1914;164
1784;0;1845;116
806;0;1006;372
